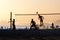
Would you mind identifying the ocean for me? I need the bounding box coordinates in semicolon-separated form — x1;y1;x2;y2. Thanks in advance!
0;15;60;29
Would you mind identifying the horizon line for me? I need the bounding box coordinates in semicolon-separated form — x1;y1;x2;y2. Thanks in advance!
15;13;60;16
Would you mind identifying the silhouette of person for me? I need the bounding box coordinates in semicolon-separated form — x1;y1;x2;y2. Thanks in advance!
51;23;54;29
1;26;3;29
38;14;44;26
30;19;37;29
13;19;16;30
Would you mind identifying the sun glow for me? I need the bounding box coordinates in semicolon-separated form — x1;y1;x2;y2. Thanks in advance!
0;0;60;26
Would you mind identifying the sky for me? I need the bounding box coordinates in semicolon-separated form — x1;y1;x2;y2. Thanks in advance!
0;0;60;26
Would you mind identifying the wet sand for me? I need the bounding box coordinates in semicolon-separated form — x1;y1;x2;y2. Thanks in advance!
0;36;60;40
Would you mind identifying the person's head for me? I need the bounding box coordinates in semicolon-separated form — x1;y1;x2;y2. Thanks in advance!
32;19;33;20
36;12;38;14
52;23;54;25
38;14;40;16
13;19;15;22
31;19;33;21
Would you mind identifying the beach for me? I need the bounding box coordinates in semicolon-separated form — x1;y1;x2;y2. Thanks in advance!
0;36;60;40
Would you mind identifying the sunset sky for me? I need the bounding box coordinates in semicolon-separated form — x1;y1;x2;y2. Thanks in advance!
0;0;60;26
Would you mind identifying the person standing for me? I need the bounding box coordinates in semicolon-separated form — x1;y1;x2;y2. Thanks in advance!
36;12;44;26
13;19;16;30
